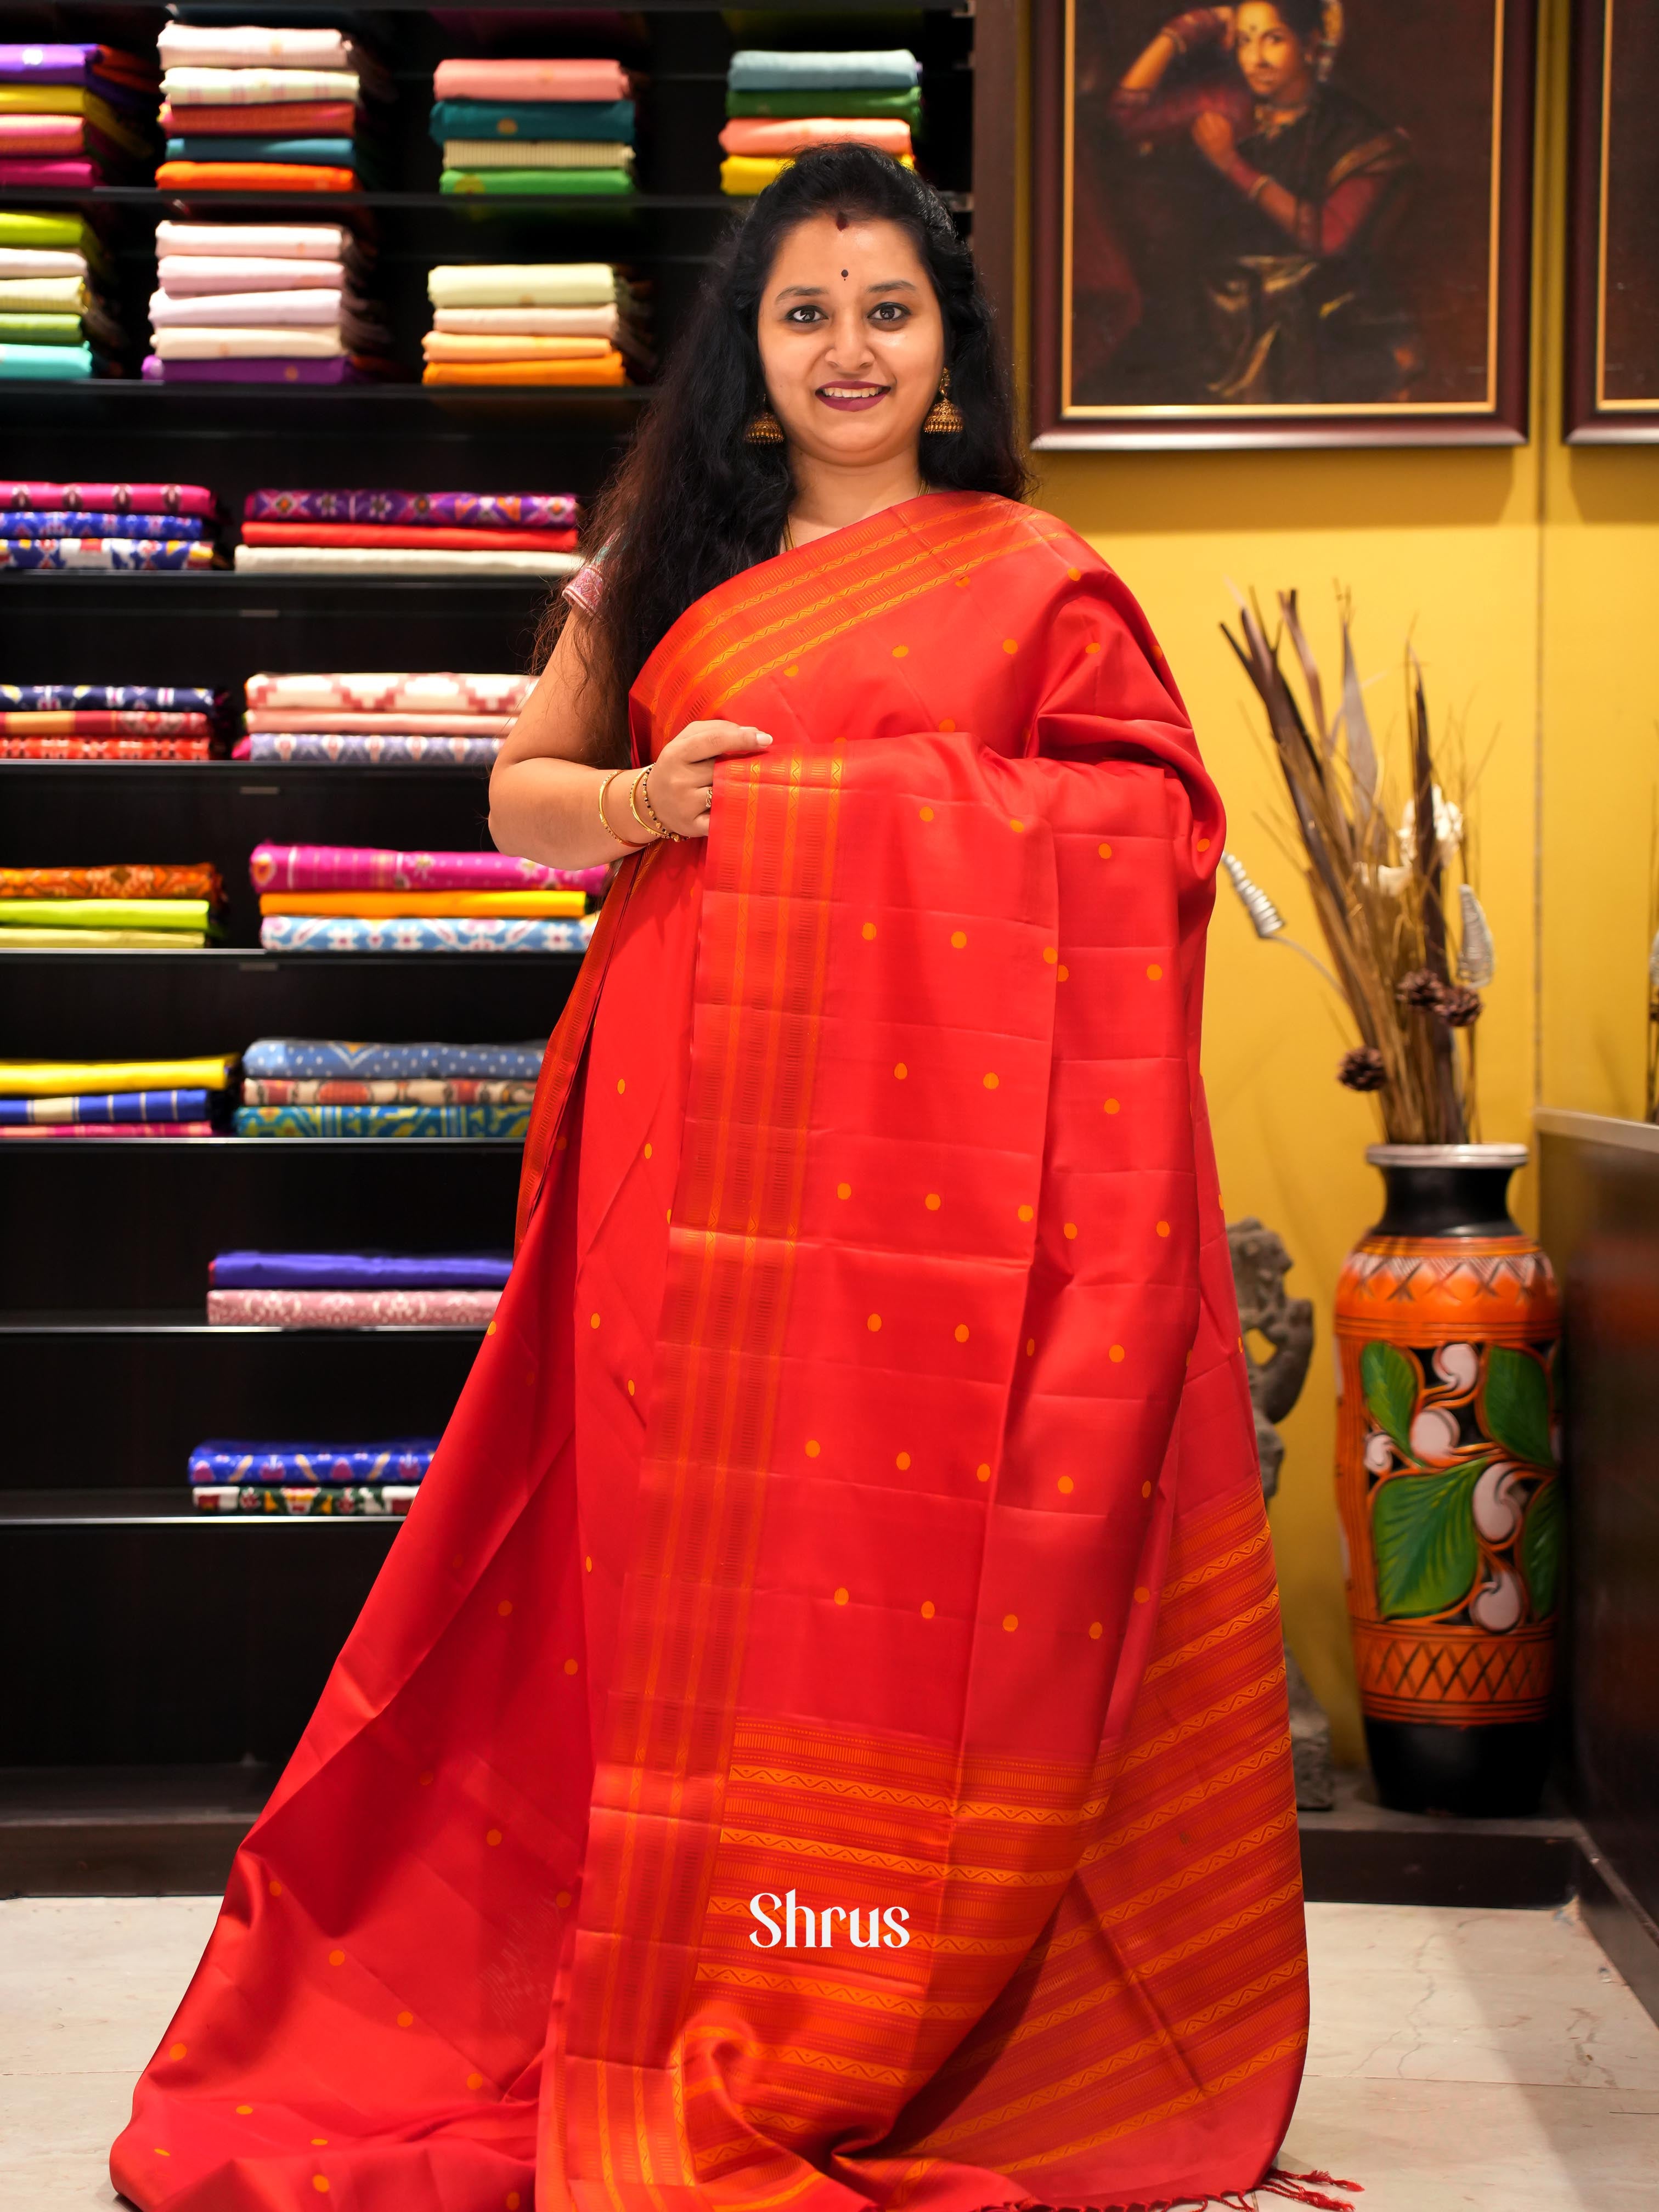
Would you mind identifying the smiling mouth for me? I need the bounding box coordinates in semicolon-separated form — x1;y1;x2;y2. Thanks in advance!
816;382;890;411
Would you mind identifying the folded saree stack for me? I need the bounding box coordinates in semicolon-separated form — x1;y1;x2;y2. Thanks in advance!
0;861;223;948
0;482;220;574
250;838;597;952
0;41;160;191
232;670;533;760
0;1052;236;1136
721;49;921;194
188;1437;437;1515
155;22;390;194
235;1037;543;1136
424;262;646;386
1;678;228;753
207;1249;509;1328
431;56;634;199
234;495;578;574
145;219;392;385
0;208;130;381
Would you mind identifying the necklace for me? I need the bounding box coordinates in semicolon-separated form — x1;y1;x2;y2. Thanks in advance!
782;480;927;557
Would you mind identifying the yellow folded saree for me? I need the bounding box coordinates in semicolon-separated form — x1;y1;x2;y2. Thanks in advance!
0;1056;238;1096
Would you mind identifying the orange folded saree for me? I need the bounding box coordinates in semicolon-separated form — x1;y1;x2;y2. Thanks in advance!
113;491;1308;2212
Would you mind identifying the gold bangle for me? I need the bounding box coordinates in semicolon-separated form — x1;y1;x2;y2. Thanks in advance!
597;766;631;847
636;764;682;842
627;765;659;839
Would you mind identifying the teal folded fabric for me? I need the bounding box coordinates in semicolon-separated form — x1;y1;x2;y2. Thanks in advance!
166;136;356;165
0;342;92;379
727;49;920;91
429;98;634;144
235;1102;531;1138
439;167;634;197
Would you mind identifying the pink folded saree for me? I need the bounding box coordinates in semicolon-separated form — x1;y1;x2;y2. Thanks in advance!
0;481;215;516
246;672;532;714
718;116;915;157
155;221;354;259
248;843;606;895
431;58;627;101
207;1288;500;1328
156;256;347;294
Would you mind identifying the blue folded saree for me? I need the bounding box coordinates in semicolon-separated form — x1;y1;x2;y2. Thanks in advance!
0;1088;208;1125
726;49;920;91
242;1039;545;1081
428;97;635;143
0;344;92;381
188;1440;437;1486
211;1251;512;1289
165;137;356;165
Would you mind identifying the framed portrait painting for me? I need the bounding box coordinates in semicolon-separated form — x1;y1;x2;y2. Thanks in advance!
1030;0;1537;447
1566;0;1659;440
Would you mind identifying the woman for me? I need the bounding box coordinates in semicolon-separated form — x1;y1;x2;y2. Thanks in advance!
114;148;1311;2212
1097;0;1418;404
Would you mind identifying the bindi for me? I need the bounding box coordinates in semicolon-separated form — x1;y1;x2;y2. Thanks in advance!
840;269;849;279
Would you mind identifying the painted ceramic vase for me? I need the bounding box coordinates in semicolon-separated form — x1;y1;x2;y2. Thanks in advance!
1334;1143;1561;1816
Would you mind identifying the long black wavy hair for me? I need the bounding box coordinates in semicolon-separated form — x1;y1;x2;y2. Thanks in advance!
548;143;1028;757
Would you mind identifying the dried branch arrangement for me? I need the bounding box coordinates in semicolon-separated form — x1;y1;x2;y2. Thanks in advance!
1221;590;1493;1144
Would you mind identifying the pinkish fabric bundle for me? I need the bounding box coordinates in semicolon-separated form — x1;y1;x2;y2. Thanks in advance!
207;1287;500;1327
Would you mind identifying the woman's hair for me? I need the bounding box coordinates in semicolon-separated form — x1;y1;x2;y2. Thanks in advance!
1243;0;1327;42
546;143;1027;757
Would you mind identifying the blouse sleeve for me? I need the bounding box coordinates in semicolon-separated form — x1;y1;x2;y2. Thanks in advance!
562;545;605;619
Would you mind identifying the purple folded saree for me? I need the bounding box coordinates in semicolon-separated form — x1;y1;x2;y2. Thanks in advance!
1;685;221;713
0;44;159;91
245;489;579;528
142;355;383;385
210;1250;511;1289
187;1440;437;1486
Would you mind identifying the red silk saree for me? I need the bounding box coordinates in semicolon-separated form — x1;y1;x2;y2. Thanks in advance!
114;492;1308;2212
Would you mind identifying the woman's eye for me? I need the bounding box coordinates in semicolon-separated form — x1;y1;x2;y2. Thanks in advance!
871;303;909;323
786;305;825;324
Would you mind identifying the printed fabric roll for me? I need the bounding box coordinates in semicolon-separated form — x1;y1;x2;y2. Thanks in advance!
0;684;220;710
727;49;921;90
234;548;581;578
234;1102;532;1138
244;733;503;765
0;863;222;899
0;539;215;571
247;842;600;894
187;1439;437;1485
241;522;579;552
0;514;209;541
259;913;594;952
426;263;616;309
246;670;529;714
0;737;211;760
427;98;635;144
208;1286;501;1328
0;1053;236;1096
0;1088;210;1124
210;1251;511;1289
242;1039;544;1081
245;491;574;530
192;1483;420;1515
0;481;216;516
260;889;586;918
242;1077;534;1106
0;707;212;732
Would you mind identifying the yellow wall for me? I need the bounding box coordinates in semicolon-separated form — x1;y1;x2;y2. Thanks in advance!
1024;0;1658;1761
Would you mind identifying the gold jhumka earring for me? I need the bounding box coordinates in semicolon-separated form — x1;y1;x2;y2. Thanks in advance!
744;408;784;444
922;368;964;434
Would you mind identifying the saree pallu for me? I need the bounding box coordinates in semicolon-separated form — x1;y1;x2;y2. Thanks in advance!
115;492;1305;2212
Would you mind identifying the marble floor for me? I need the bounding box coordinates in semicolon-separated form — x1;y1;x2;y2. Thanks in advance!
2;1897;1655;2209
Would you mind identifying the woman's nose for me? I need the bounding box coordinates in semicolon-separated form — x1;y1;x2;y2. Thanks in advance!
823;311;876;368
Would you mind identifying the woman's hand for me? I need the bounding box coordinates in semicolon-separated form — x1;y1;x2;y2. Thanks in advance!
1192;108;1238;166
646;720;774;840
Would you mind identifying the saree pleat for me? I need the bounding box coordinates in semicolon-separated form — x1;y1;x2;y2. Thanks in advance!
114;492;1305;2212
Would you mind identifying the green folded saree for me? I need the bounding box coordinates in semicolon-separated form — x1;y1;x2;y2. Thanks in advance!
724;87;922;125
439;167;635;197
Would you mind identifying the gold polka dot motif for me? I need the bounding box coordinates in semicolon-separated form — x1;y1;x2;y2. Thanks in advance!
497;1599;512;1617
312;2177;330;2194
1089;1621;1103;1640
1057;1476;1074;1494
983;1072;999;1090
891;644;909;659
805;1438;821;1458
925;1192;941;1210
556;1889;572;1909
397;2010;415;2027
867;1313;882;1332
896;1451;911;1470
921;1600;936;1619
894;1062;907;1081
950;929;967;949
1134;1586;1151;1605
1018;1203;1034;1223
834;1587;849;1606
1002;1613;1018;1632
1147;963;1163;981
919;805;935;822
1110;1344;1126;1363
976;1464;991;1482
467;2072;486;2091
563;1657;579;1675
837;1181;851;1199
616;1077;625;1094
328;1948;345;1966
486;1829;503;1848
939;718;955;731
1156;1220;1171;1238
954;1323;969;1342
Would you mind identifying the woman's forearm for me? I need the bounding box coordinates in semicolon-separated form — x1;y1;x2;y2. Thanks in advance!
488;753;652;872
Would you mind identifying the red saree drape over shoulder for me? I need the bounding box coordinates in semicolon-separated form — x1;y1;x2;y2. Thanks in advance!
114;492;1307;2212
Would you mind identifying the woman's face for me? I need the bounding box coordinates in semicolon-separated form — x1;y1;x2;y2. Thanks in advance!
756;211;945;474
1234;3;1317;105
